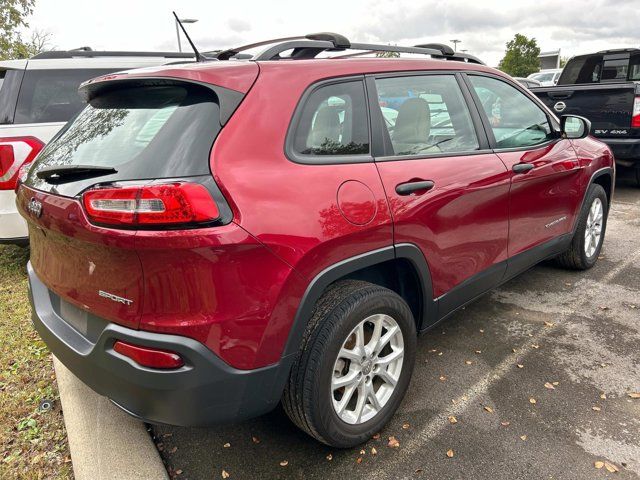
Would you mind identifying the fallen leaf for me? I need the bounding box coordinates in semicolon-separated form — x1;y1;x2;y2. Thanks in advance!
415;468;424;474
475;350;482;354
280;460;288;467
484;406;494;413
372;433;381;440
163;433;173;438
604;462;619;473
501;421;510;427
628;392;640;399
600;393;607;400
592;406;601;412
429;349;437;353
512;348;517;353
552;382;559;386
446;449;455;458
222;471;230;479
465;360;473;365
520;435;527;441
600;306;610;311
388;436;400;448
600;363;607;368
449;416;458;424
402;423;410;430
438;352;443;356
326;454;333;461
532;344;540;349
223;443;231;448
356;457;363;464
439;375;447;381
565;282;572;286
529;398;537;404
371;447;377;455
360;449;366;455
594;461;604;469
517;364;524;369
175;470;183;475
544;321;554;327
544;382;555;390
479;329;485;333
251;436;260;444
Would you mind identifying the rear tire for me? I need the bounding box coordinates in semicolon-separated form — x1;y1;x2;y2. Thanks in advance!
282;280;416;448
556;183;608;270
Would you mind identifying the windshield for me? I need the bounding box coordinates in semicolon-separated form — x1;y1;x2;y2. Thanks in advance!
27;84;221;197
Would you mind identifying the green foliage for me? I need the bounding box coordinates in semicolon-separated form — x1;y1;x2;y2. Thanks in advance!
498;33;541;77
0;0;44;60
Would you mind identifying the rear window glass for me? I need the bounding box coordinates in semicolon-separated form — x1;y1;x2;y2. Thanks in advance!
27;85;221;196
558;55;603;84
14;69;114;124
629;55;640;81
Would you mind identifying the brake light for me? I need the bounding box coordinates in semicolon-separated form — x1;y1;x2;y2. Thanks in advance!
632;96;640;128
82;182;220;227
0;137;44;191
113;340;184;369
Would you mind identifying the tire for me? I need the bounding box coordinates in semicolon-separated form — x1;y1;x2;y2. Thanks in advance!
556;183;608;270
282;280;416;448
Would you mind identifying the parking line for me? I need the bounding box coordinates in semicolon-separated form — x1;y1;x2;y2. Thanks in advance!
369;244;640;476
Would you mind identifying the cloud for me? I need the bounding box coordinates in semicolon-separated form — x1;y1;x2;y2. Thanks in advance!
227;18;251;33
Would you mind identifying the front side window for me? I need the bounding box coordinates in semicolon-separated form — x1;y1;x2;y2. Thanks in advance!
469;76;554;149
374;74;479;156
291;80;369;157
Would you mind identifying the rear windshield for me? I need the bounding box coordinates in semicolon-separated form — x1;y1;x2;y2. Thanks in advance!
14;69;115;124
27;84;221;196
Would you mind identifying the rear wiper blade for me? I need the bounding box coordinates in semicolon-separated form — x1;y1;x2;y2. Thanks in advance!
36;165;117;183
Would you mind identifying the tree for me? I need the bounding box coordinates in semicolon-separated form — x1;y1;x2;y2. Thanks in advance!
0;0;42;60
498;34;541;77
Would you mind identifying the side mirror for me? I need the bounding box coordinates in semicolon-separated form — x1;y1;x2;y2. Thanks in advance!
561;115;591;139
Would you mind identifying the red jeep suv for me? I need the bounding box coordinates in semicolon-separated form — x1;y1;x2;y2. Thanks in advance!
17;34;614;448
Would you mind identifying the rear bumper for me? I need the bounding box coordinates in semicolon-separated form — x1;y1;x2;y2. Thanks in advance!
0;190;28;242
599;138;640;164
28;262;294;426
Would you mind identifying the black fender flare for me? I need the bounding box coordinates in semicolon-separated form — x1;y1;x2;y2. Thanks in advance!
571;166;614;235
281;243;436;358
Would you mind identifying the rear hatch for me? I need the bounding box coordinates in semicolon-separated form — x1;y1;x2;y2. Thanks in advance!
18;73;250;329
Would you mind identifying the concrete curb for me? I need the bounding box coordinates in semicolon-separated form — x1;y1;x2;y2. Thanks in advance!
53;356;169;480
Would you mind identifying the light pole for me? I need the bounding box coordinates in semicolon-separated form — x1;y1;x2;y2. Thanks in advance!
450;39;461;52
175;17;198;52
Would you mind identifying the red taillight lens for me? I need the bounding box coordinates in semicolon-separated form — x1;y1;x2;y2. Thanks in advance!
82;182;220;227
632;96;640;128
113;340;184;369
0;136;44;190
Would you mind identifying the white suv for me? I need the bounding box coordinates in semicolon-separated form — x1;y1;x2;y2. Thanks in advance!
0;49;192;245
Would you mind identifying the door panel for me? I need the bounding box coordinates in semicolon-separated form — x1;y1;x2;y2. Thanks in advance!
497;140;582;257
369;73;510;322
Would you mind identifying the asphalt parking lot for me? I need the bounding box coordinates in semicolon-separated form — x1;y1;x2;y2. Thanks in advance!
153;169;640;480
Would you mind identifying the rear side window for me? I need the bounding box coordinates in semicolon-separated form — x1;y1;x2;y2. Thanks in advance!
27;84;221;196
0;69;25;124
374;74;479;156
628;54;640;81
291;80;369;158
558;55;603;84
14;69;114;124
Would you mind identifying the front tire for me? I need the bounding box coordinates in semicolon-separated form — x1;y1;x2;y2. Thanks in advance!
556;183;608;270
282;280;416;448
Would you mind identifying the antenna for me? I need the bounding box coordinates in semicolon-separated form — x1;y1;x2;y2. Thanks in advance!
172;11;205;62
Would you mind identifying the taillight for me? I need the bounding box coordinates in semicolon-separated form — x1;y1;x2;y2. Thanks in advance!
113;340;184;369
0;137;44;191
632;96;640;128
82;182;220;228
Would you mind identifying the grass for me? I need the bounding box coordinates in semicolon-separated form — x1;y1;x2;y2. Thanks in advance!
0;244;72;479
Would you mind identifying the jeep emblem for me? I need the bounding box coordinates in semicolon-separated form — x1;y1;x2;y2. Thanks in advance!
553;101;566;113
27;197;43;218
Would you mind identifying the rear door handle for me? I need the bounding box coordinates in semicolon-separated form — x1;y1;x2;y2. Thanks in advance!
512;163;535;174
395;180;435;195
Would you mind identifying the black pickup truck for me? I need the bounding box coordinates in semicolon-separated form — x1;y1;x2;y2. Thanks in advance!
532;48;640;183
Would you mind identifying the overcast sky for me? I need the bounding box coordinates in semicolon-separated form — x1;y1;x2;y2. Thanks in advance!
24;0;640;67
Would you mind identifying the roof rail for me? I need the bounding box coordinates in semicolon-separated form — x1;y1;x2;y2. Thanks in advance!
212;32;485;64
31;50;194;60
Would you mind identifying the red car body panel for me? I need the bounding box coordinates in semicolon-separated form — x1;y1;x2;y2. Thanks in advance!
19;57;615;374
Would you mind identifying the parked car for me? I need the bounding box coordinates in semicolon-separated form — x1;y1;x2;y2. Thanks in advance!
0;49;193;245
531;49;640;185
17;33;614;448
514;77;542;89
528;68;563;86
